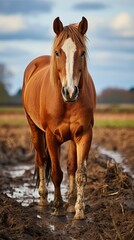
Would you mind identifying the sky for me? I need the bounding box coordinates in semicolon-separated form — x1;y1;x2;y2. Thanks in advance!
0;0;134;95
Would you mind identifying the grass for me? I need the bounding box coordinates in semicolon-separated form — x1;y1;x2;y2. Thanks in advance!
95;120;134;127
0;106;24;114
0;106;27;127
0;119;28;127
0;118;133;128
96;104;134;113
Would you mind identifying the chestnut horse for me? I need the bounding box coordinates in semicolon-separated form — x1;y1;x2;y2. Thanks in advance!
22;17;96;219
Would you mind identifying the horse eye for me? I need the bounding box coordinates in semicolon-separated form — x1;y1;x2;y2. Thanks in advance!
55;51;60;57
81;51;85;57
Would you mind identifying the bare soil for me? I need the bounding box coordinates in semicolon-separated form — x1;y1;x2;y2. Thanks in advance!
0;126;133;240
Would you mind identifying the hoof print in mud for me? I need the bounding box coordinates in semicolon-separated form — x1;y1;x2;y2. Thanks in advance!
51;207;66;217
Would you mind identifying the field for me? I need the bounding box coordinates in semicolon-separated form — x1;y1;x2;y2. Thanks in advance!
0;105;134;240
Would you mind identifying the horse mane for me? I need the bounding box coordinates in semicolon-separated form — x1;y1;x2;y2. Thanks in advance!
50;24;88;86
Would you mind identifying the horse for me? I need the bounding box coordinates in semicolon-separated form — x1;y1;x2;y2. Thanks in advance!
22;17;96;220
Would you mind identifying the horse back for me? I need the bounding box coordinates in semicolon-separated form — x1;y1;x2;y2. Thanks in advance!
23;55;51;87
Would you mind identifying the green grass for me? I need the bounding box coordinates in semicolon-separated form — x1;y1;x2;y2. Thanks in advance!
0;119;28;127
0;119;133;128
0;106;24;114
96;104;134;113
95;120;134;127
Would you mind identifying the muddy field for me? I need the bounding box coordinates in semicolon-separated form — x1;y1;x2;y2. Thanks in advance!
0;118;134;239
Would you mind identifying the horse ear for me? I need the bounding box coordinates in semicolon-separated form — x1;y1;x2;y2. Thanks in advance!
78;17;88;35
53;17;63;36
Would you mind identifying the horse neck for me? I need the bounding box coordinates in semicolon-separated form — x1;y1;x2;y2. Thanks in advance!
79;65;89;90
50;56;58;86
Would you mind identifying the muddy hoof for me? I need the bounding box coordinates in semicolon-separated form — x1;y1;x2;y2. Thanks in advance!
73;210;85;220
51;207;66;217
67;205;75;213
39;198;49;206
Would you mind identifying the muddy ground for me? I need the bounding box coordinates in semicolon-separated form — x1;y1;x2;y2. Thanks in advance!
0;126;133;240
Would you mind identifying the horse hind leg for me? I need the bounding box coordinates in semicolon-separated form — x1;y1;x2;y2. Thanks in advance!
46;129;65;216
26;114;50;206
34;152;49;206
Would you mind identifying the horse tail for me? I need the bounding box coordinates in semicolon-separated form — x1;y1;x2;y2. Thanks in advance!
33;134;51;187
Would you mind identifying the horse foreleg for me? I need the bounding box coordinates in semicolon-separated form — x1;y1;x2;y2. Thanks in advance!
74;125;92;220
67;141;77;213
46;129;64;216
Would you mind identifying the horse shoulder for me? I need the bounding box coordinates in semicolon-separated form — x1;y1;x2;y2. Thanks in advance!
23;55;51;86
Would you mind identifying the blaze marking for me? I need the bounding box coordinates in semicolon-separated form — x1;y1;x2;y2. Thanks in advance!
61;37;76;96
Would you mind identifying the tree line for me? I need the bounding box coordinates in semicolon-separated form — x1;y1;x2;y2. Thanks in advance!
97;88;134;104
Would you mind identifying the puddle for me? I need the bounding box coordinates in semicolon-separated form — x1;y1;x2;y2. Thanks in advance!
98;146;134;178
4;163;67;206
5;165;34;178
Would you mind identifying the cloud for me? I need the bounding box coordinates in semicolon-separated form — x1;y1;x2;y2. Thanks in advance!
0;27;51;40
90;12;134;41
0;0;54;15
0;46;31;58
0;15;52;40
0;15;25;33
88;12;134;79
111;13;134;38
73;2;108;11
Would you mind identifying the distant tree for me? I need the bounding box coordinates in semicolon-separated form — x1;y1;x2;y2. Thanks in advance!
97;88;134;104
0;82;10;102
0;63;13;92
129;87;134;92
0;63;14;103
15;89;22;97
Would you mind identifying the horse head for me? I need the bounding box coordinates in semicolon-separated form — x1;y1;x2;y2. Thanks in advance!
51;17;88;102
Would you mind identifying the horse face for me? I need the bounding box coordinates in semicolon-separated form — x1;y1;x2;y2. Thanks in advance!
55;37;80;102
53;17;88;102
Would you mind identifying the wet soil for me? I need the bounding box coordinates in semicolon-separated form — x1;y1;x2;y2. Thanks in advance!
0;126;133;240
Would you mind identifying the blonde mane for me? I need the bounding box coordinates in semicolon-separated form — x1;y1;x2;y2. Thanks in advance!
50;24;88;85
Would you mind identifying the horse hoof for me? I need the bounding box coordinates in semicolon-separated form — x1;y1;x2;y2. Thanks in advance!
51;207;66;217
67;205;75;213
73;211;85;220
39;198;49;206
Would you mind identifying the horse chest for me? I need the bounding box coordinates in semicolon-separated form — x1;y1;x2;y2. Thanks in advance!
47;105;92;143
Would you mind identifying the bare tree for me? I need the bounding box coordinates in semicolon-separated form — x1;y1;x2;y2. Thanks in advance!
0;63;13;92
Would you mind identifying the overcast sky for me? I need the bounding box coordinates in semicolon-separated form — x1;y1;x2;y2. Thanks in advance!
0;0;134;94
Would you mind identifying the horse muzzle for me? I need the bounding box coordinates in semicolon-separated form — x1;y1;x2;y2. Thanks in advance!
61;86;79;102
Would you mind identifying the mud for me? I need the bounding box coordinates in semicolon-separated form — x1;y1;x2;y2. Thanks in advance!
0;126;133;240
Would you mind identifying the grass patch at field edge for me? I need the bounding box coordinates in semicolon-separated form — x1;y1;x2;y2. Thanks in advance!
95;120;134;127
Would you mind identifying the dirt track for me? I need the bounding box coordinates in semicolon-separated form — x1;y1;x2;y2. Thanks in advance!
0;126;133;240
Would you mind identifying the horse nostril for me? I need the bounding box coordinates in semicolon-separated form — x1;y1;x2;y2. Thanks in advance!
66;88;69;96
62;87;69;96
74;86;79;96
62;86;79;102
62;87;65;95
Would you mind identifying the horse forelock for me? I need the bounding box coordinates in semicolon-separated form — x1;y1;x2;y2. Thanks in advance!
54;24;87;50
50;24;88;86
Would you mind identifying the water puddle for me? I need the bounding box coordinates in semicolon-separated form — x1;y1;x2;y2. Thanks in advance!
98;146;134;178
4;163;67;206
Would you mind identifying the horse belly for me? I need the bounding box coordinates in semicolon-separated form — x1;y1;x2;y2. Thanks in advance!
23;90;47;132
